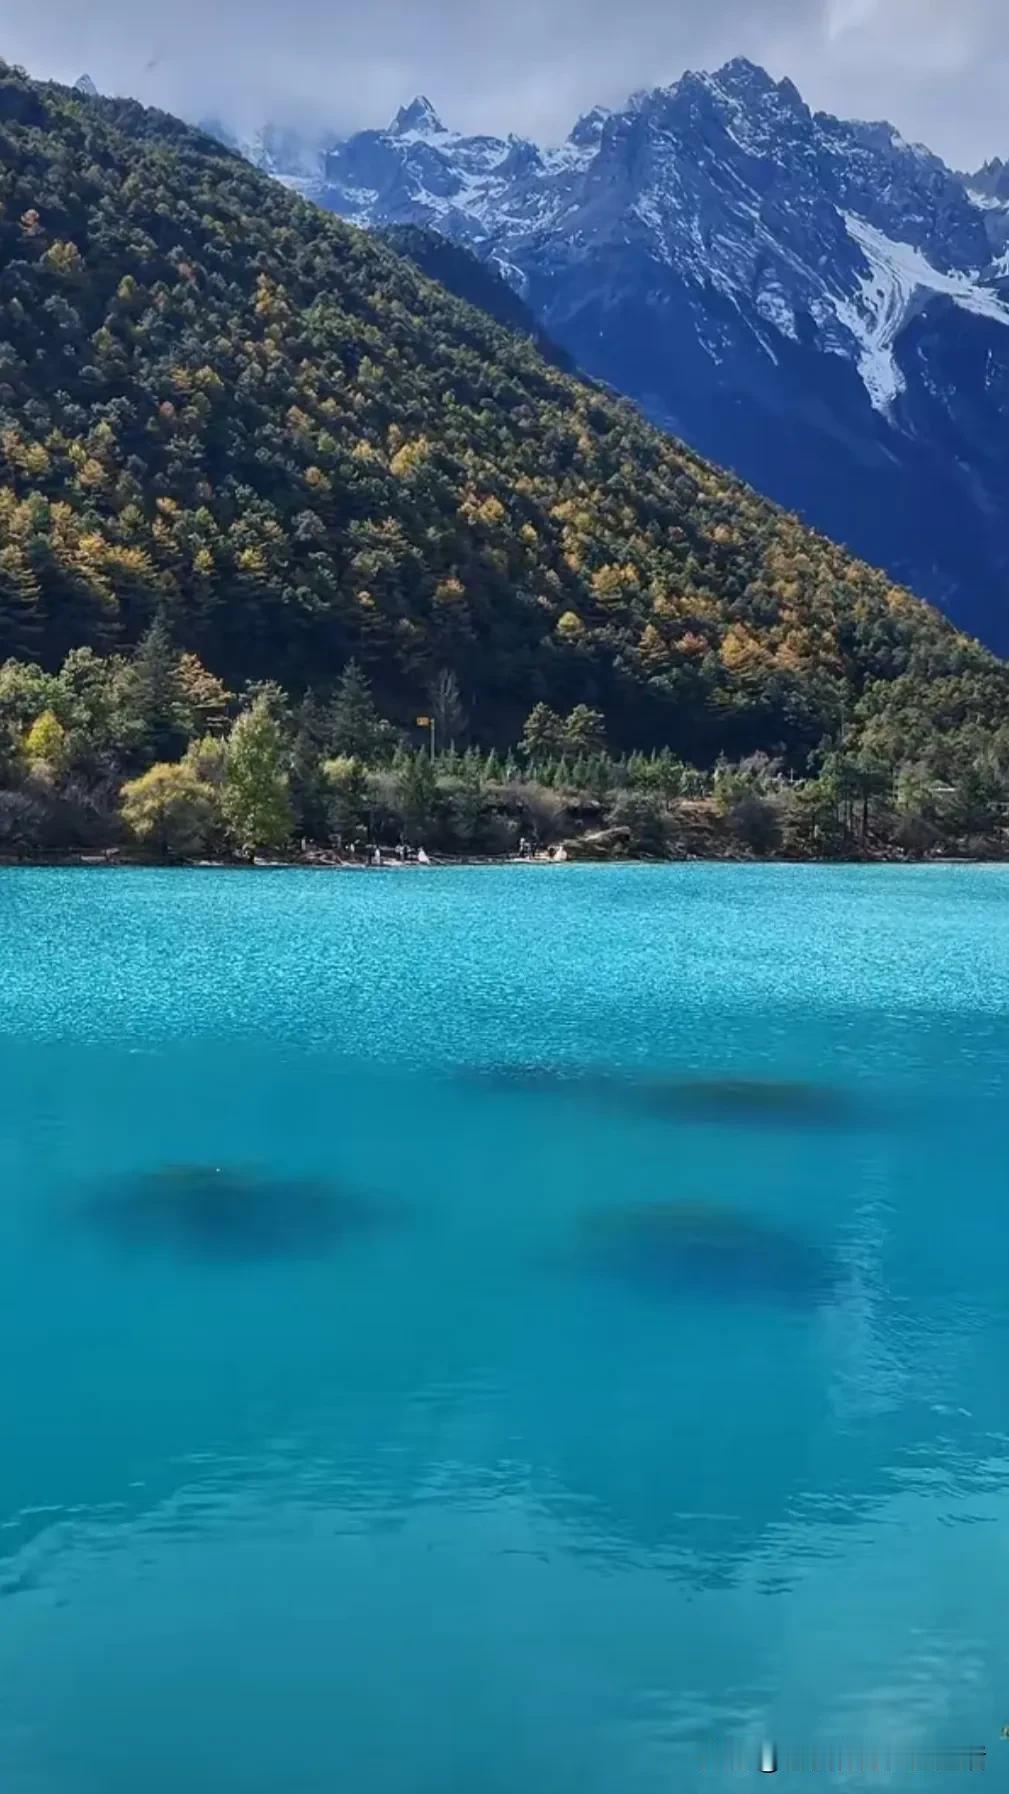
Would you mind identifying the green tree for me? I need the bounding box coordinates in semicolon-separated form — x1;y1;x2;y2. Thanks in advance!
120;762;219;859
330;660;389;762
177;652;231;735
221;696;293;855
24;708;68;776
0;658;58;773
441;757;487;848
606;791;668;856
57;646;144;770
184;733;228;787
287;691;335;838
783;777;845;857
398;750;439;843
323;754;367;841
562;704;606;756
727;793;782;855
949;760;1003;837
519;702;564;760
127;617;187;765
0;549;42;662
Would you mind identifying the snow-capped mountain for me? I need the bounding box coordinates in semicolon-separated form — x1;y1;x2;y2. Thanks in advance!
228;62;1009;648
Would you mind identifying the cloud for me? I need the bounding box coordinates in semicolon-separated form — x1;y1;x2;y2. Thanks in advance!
1;0;1006;167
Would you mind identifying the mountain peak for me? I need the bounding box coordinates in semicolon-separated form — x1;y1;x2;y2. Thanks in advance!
713;56;775;89
389;96;445;138
568;104;611;148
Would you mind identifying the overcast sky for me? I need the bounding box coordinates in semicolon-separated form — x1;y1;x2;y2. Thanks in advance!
2;0;1006;169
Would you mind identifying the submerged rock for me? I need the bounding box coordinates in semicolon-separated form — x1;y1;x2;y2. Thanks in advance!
461;1064;847;1126
634;1075;848;1125
83;1164;389;1262
577;1200;839;1306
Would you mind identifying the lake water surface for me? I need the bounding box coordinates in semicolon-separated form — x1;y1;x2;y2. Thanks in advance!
1;864;1008;1791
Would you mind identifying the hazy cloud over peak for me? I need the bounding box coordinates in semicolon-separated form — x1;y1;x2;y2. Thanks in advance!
2;0;1007;168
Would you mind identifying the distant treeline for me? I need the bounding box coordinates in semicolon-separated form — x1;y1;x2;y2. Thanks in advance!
1;633;1007;863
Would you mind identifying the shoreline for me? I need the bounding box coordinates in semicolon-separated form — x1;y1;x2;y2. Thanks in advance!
1;847;1006;872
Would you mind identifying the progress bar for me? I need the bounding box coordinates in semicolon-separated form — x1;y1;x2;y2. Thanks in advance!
699;1742;987;1774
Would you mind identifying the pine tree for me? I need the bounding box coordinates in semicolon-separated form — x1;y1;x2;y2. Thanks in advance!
398;750;439;843
289;691;334;838
0;549;42;663
330;660;387;761
128;616;186;765
562;704;606;756
519;702;563;759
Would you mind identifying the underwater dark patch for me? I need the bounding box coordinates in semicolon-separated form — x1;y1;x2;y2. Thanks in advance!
81;1164;394;1263
632;1076;848;1125
461;1064;848;1127
576;1200;840;1307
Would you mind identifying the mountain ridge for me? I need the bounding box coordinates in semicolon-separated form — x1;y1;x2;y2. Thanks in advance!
233;59;1009;649
0;54;1007;782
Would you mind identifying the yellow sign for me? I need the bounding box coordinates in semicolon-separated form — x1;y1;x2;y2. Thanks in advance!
416;715;431;726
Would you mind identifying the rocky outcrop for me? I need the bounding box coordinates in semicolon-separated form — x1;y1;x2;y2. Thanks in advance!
560;827;633;861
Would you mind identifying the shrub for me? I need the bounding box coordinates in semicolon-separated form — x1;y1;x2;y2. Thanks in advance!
727;794;782;855
121;763;219;859
605;791;669;856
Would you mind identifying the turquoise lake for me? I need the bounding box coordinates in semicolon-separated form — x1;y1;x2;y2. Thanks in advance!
2;863;1008;1791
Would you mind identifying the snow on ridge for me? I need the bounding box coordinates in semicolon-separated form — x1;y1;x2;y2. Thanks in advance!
836;213;1009;410
968;188;1009;213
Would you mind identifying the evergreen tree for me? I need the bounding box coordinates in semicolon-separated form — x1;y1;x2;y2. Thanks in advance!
398;750;439;843
323;755;367;842
519;703;563;760
0;550;42;662
128;617;186;766
563;704;606;757
330;660;388;762
289;692;333;839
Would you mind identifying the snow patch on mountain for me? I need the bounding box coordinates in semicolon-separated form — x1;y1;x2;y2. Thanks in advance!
968;188;1009;212
837;214;1009;409
755;286;798;340
231;67;1009;427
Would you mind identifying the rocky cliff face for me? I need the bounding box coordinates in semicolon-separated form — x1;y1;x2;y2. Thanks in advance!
225;61;1009;648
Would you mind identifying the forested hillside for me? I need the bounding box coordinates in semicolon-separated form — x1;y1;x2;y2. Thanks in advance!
377;226;573;373
1;56;1007;780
